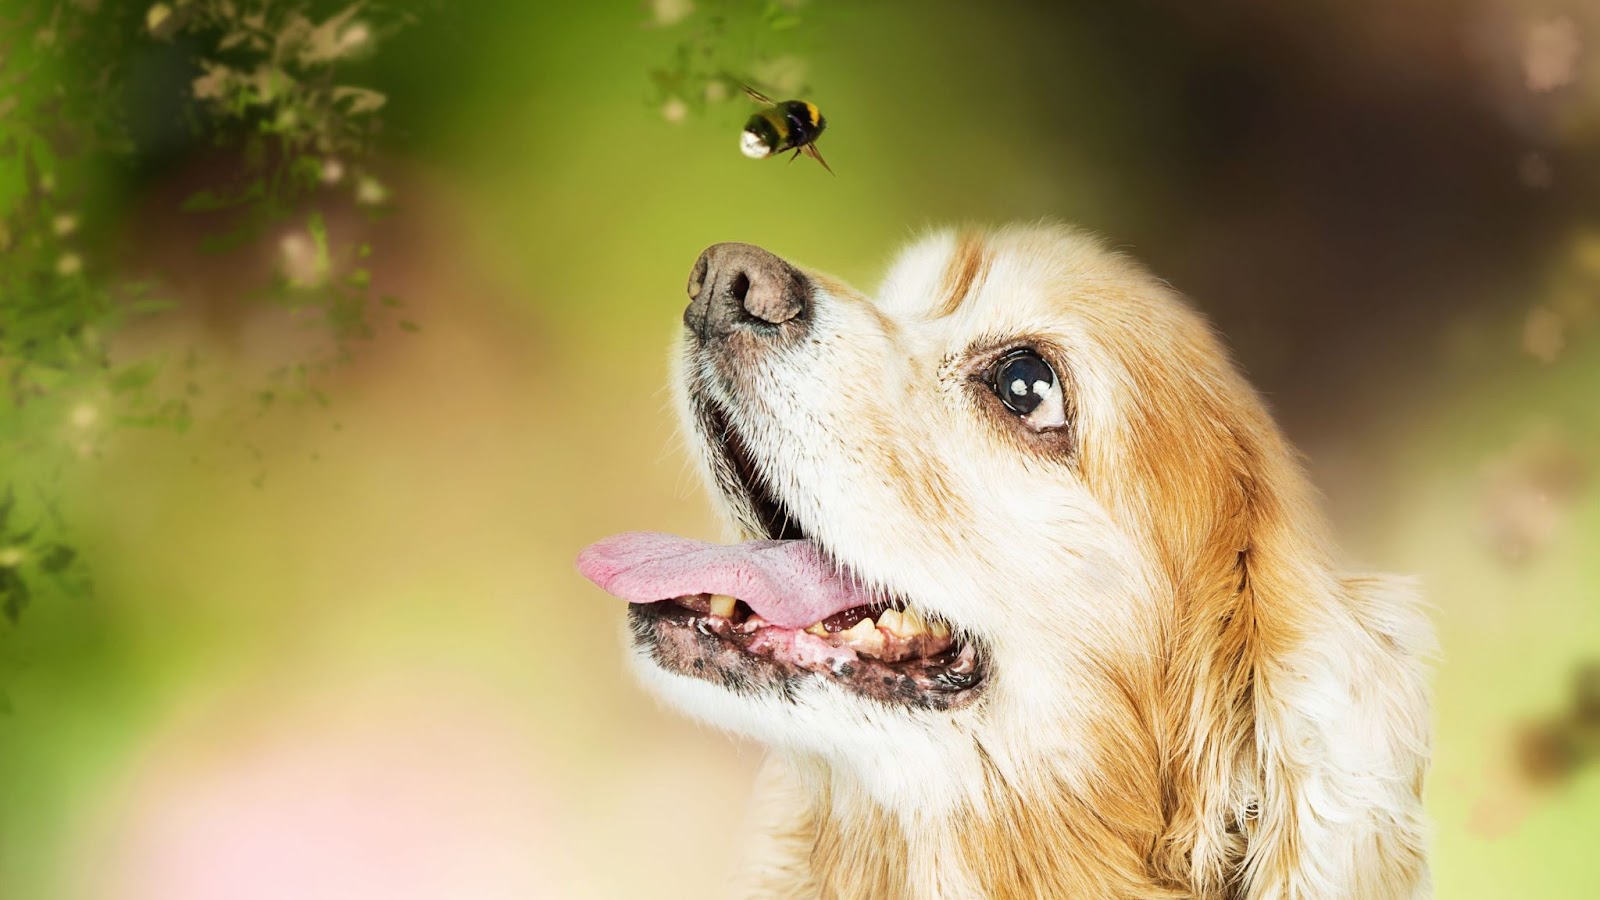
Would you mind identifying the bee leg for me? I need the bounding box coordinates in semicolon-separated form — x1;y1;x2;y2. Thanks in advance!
802;143;835;176
789;148;802;163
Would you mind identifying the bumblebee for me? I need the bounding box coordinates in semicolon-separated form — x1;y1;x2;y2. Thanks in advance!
739;86;833;174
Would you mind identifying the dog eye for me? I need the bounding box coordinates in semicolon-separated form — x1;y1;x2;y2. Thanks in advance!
992;349;1065;429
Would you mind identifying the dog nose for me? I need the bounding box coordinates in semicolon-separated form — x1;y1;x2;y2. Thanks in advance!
684;242;810;341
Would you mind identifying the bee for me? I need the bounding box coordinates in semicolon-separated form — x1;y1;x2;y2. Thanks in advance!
739;86;833;174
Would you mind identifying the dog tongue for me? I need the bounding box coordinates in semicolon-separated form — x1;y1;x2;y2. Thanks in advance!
576;532;872;628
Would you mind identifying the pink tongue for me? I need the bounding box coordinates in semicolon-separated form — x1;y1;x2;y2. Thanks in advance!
576;532;874;629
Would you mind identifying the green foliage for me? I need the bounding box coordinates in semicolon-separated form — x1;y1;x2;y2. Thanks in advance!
646;0;831;122
0;487;84;627
0;0;410;676
158;0;408;229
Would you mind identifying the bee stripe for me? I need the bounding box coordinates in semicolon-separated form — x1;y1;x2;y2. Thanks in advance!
761;109;791;145
933;232;991;319
777;103;816;152
804;102;820;126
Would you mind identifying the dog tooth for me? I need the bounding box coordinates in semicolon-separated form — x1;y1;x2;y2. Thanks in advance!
876;609;904;636
840;617;885;657
929;618;950;640
708;594;738;618
897;608;929;637
842;617;876;637
806;623;829;637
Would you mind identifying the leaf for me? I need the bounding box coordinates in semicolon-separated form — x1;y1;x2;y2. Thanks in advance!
37;543;75;574
110;360;161;393
250;65;295;108
146;3;173;35
0;568;29;625
763;6;802;31
0;486;12;534
307;212;328;249
274;12;317;63
182;181;264;211
300;4;368;66
306;211;331;277
331;86;386;116
288;155;324;189
191;62;232;101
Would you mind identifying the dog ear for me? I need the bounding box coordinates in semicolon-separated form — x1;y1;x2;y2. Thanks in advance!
1233;567;1433;899
1155;415;1433;899
1219;446;1433;898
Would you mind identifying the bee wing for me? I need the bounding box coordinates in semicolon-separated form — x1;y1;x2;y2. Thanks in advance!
741;84;776;105
801;142;835;176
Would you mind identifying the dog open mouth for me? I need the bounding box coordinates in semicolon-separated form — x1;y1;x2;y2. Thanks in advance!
577;403;984;710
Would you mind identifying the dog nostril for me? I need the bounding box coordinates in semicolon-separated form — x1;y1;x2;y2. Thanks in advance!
687;255;708;301
685;242;810;337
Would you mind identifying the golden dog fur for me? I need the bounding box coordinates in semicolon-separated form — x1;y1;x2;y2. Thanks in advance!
642;224;1432;899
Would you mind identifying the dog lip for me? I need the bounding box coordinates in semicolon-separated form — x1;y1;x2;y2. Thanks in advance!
628;602;985;710
696;395;806;542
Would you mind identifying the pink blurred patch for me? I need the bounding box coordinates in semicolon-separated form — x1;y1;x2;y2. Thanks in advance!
79;677;571;900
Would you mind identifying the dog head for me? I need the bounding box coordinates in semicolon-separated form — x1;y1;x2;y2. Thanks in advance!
578;225;1431;897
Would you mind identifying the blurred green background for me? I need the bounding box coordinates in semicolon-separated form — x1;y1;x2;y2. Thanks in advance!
1;0;1598;897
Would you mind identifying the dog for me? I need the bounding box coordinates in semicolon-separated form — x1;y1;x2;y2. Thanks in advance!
579;224;1433;899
